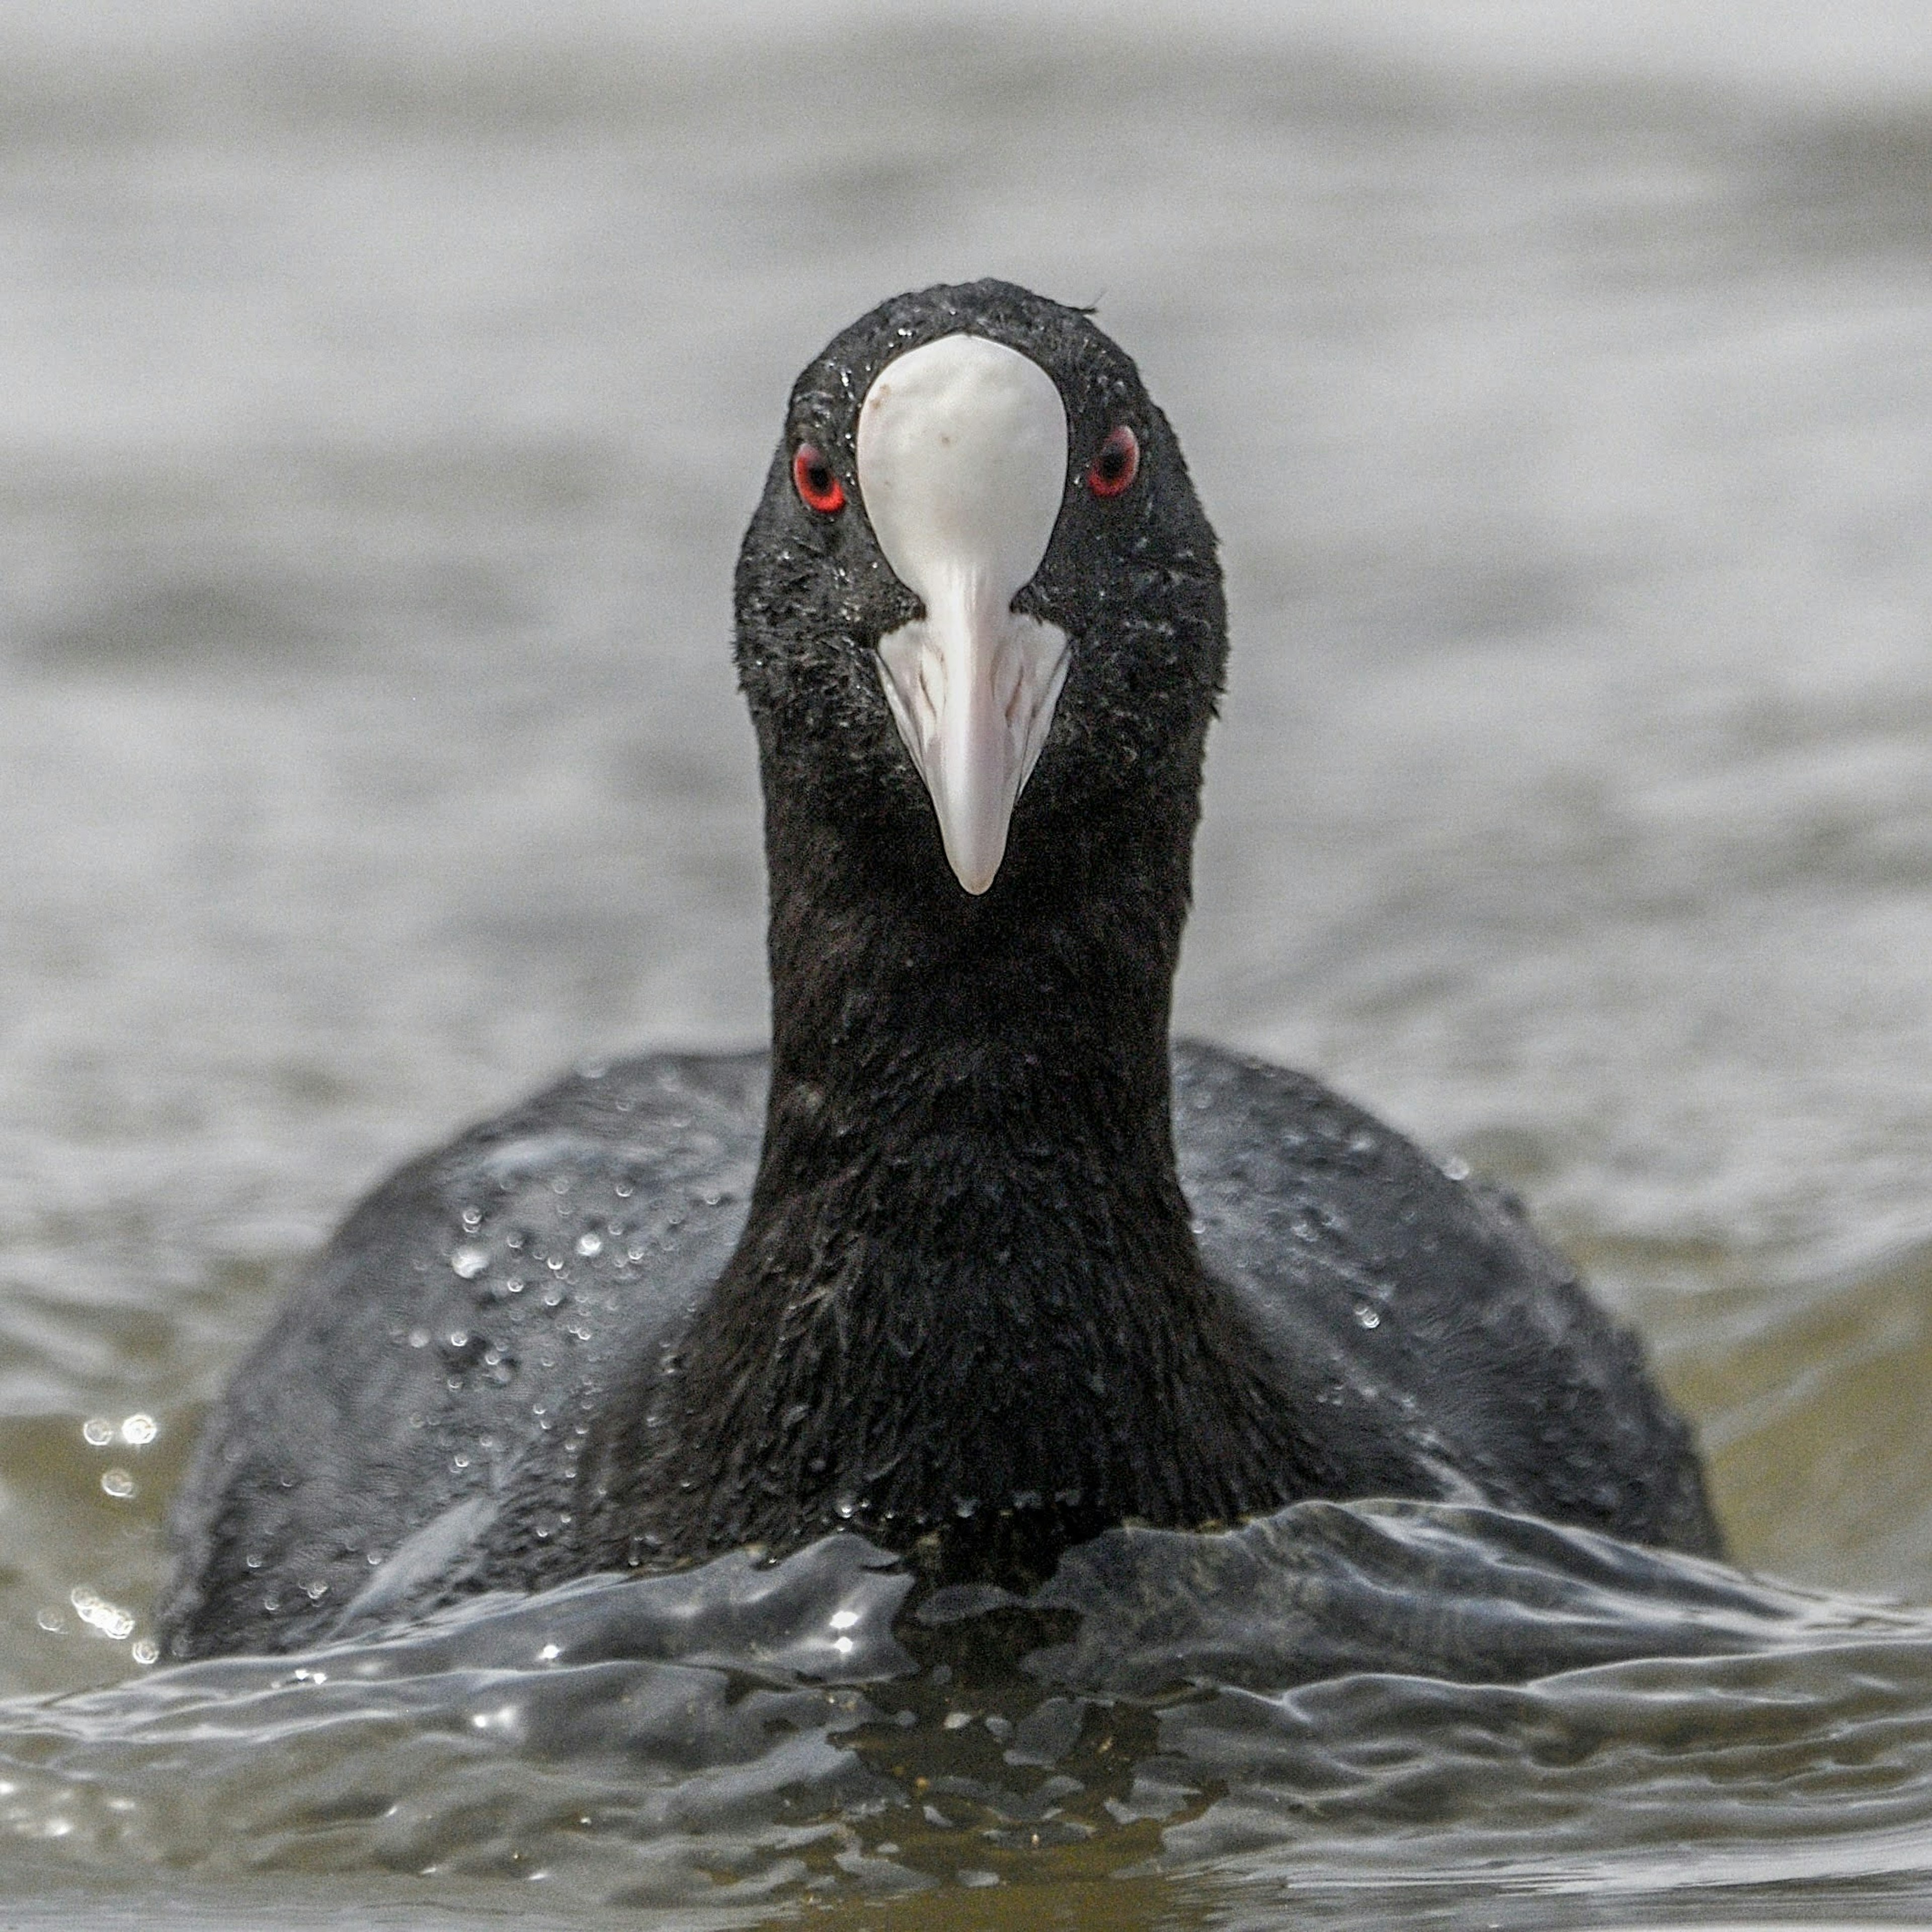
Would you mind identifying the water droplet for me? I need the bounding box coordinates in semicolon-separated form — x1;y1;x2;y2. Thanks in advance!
69;1586;136;1640
451;1245;490;1280
575;1232;603;1258
120;1414;157;1446
100;1468;136;1499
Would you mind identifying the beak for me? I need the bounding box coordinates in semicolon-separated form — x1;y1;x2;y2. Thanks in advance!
876;572;1069;894
856;333;1071;895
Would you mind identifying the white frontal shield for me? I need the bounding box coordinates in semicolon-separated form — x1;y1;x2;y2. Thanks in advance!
856;334;1071;894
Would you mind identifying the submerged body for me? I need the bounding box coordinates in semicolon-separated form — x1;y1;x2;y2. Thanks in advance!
160;282;1719;1661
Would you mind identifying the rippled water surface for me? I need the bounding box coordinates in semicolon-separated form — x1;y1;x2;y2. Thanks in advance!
4;1;1932;1924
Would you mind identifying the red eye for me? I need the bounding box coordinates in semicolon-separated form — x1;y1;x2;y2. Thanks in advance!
792;443;845;514
1088;425;1139;498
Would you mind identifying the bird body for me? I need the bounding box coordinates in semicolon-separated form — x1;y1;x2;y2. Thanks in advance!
159;282;1719;1661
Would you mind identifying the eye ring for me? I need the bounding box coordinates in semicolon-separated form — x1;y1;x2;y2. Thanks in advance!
1088;425;1140;499
792;443;845;515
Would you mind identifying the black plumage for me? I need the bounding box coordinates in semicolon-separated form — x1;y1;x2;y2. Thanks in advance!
159;282;1719;1661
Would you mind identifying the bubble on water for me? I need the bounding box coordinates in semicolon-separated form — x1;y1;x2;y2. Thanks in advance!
130;1639;158;1666
100;1467;136;1498
408;1328;430;1348
576;1232;603;1257
829;1608;860;1630
1354;1304;1383;1330
451;1245;490;1279
81;1418;113;1447
120;1413;157;1445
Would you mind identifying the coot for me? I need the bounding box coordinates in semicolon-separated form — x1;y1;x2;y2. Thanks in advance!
159;281;1720;1660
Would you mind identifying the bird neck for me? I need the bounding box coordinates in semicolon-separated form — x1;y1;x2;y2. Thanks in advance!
603;790;1317;1573
758;799;1190;1192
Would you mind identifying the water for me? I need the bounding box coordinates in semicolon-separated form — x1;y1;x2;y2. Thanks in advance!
2;0;1931;1922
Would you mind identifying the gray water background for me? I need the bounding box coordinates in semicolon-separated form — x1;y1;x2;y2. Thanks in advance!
4;1;1932;1922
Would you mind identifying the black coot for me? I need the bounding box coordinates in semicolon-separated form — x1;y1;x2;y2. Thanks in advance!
159;282;1720;1661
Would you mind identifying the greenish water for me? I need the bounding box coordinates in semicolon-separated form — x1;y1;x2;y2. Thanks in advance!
3;1;1932;1923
